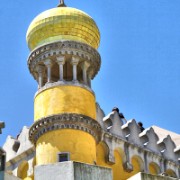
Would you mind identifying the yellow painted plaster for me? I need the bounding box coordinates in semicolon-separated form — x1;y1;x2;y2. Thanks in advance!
34;86;96;121
17;161;28;179
24;177;33;180
149;164;157;175
131;156;142;177
36;129;96;165
96;143;142;180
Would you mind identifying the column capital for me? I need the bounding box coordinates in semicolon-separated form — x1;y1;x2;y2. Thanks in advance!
36;64;45;74
81;61;90;70
71;56;79;65
88;69;94;79
57;56;65;64
44;59;52;67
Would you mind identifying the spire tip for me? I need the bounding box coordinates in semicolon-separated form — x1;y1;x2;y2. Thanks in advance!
58;0;66;7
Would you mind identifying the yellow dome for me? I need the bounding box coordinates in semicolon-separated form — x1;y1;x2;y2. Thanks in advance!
26;7;100;50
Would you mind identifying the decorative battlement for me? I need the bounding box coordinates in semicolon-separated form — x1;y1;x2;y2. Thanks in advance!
102;111;179;163
100;110;179;177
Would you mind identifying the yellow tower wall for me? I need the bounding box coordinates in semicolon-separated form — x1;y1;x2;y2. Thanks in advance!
36;129;96;165
34;86;96;121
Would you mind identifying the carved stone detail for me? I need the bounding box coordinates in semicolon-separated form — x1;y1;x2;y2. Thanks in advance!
29;113;102;143
123;161;133;172
27;41;101;80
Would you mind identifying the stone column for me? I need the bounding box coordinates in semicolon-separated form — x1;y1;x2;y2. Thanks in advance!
87;75;92;87
44;59;52;83
81;61;90;84
123;142;133;172
88;70;93;88
71;57;79;82
36;65;45;88
143;151;148;173
57;56;65;81
160;158;166;174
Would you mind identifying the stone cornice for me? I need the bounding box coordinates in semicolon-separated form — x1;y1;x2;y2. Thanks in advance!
27;40;101;80
29;113;101;144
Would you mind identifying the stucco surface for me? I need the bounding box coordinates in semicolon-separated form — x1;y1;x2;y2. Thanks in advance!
34;86;96;121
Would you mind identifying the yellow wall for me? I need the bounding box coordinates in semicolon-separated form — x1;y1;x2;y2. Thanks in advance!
17;161;28;179
34;86;96;121
36;129;96;165
24;177;33;180
96;143;142;180
149;162;159;175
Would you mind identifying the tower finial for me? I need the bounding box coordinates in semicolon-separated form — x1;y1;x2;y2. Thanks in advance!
58;0;66;7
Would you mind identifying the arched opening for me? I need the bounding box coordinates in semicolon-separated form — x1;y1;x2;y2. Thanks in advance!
96;141;110;166
112;150;124;180
77;64;83;83
148;162;160;175
131;155;144;175
114;147;126;163
166;169;177;178
51;62;59;82
17;161;29;179
64;60;73;81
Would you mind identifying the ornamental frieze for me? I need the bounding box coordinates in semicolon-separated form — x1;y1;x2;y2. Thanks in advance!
29;113;102;143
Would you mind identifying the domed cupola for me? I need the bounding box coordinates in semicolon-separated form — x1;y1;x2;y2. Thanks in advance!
27;1;101;87
26;3;100;51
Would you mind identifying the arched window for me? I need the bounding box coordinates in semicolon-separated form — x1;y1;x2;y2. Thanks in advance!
17;161;29;179
148;162;160;175
166;169;177;178
131;155;144;173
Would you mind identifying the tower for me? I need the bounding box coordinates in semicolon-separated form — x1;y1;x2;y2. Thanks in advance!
2;1;179;180
27;1;101;166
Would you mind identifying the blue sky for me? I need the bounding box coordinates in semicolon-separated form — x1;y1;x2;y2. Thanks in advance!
0;0;179;145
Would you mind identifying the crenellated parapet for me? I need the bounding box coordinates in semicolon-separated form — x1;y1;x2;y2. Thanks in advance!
3;127;33;161
103;111;125;138
3;127;35;178
122;119;142;146
139;127;160;154
99;109;180;178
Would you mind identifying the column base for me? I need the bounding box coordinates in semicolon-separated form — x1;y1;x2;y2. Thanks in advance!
45;80;54;84
72;80;79;84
